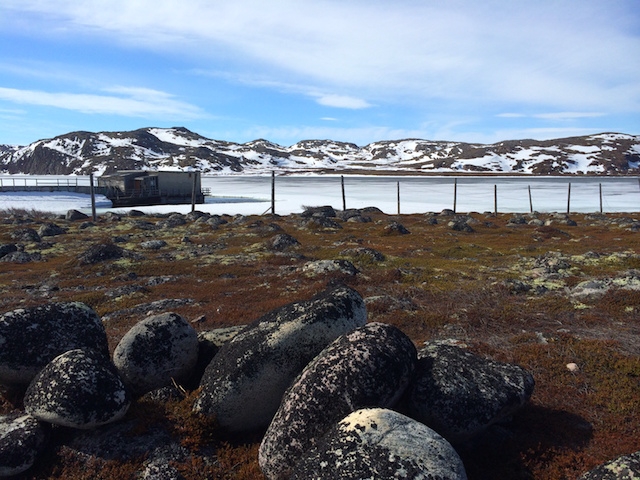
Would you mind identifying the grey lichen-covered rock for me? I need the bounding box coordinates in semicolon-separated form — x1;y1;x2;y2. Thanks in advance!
140;240;168;250
0;251;41;263
24;349;130;429
0;413;49;477
66;209;89;221
290;408;467;480
258;322;417;480
578;451;640;479
404;343;535;443
0;244;17;259
383;221;410;235
267;233;300;251
113;312;198;397
0;302;109;386
301;205;336;218
78;242;124;265
10;228;40;243
302;259;359;277
339;247;385;262
38;222;67;237
185;326;247;390
194;284;367;433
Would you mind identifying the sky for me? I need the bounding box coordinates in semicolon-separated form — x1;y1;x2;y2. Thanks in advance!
0;0;639;147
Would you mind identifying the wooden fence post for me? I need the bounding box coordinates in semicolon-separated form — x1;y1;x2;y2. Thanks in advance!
397;181;400;215
191;172;197;213
494;184;497;215
528;185;533;213
341;175;346;211
453;178;457;213
89;173;97;221
599;183;603;213
271;171;275;215
567;182;571;214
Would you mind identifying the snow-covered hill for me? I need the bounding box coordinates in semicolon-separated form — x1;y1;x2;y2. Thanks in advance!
0;127;638;175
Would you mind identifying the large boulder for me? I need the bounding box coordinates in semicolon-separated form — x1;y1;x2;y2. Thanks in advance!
186;326;246;389
113;312;198;397
24;349;130;429
78;243;124;265
258;322;417;480
38;222;67;237
66;209;89;221
403;343;535;443
194;284;367;433
0;413;49;477
578;451;640;479
0;302;109;386
290;408;467;480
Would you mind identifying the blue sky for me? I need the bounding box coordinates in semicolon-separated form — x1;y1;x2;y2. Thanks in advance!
0;0;639;147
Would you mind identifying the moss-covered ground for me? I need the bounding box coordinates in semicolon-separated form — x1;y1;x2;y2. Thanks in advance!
0;208;638;479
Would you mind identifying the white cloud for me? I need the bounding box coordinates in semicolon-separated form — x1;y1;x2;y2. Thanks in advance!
3;0;638;114
0;86;205;118
533;112;605;120
314;94;371;110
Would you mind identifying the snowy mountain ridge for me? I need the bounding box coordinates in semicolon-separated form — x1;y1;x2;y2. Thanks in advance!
0;127;639;176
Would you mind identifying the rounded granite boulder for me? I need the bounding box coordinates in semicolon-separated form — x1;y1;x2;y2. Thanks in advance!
24;349;130;429
403;342;535;443
290;408;467;480
0;302;109;386
578;451;640;479
194;284;367;433
113;312;198;397
0;413;49;477
258;322;417;480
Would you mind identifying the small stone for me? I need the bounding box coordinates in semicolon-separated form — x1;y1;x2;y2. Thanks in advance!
566;362;579;372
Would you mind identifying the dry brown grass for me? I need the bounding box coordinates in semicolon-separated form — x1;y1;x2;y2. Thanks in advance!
0;210;639;479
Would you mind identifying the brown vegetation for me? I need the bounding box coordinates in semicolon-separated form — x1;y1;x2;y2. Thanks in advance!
0;208;638;479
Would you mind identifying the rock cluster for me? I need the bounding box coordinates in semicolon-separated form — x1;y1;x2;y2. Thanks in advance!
8;282;635;478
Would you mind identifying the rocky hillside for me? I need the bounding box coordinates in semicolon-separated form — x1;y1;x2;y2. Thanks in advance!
0;127;639;176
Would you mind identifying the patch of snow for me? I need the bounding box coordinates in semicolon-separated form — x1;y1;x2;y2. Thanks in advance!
148;128;206;147
589;133;635;141
567;145;600;154
98;133;133;148
566;153;604;173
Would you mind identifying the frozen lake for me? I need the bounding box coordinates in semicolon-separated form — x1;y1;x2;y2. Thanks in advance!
0;174;638;216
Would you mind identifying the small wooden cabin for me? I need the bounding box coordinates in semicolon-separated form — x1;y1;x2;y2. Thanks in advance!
97;170;204;207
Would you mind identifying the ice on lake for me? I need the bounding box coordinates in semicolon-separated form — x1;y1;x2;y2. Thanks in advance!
0;175;638;216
